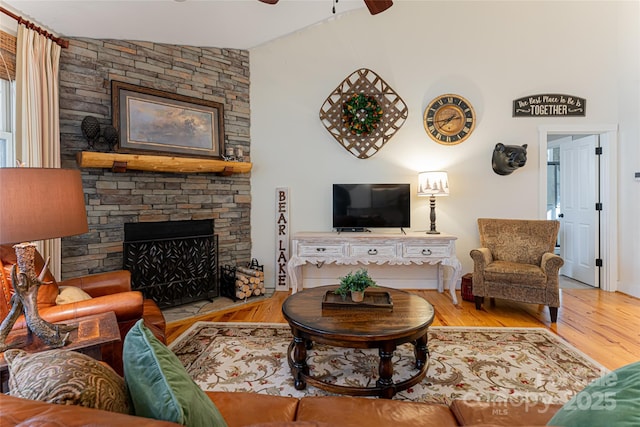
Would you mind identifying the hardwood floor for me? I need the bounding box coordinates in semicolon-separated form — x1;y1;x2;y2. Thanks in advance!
166;288;640;371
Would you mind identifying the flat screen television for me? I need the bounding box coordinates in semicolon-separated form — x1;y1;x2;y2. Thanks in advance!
333;183;410;231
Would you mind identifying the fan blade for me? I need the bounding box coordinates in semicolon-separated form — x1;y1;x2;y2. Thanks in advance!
258;0;279;4
364;0;393;15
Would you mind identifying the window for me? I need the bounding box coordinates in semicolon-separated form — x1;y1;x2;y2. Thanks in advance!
0;78;16;167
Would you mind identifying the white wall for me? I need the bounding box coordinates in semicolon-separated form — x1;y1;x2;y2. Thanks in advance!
250;1;640;298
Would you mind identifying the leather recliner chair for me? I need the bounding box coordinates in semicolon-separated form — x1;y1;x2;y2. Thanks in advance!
0;244;166;374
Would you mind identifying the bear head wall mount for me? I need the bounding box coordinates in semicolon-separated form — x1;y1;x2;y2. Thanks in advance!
492;143;528;175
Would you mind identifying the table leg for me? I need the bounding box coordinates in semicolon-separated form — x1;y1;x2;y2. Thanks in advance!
441;258;462;305
414;333;429;370
291;334;309;390
1;368;9;394
286;261;302;294
376;342;396;399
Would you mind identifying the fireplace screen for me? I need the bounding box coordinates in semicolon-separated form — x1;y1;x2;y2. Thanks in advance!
123;219;218;308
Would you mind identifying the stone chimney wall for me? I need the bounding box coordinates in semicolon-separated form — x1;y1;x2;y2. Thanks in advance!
58;38;251;280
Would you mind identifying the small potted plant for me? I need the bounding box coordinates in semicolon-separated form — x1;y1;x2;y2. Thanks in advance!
335;268;377;302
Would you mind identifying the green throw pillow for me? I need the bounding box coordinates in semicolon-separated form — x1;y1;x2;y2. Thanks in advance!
123;320;227;427
548;361;640;427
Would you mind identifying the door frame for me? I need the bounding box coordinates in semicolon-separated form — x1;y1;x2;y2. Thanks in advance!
538;124;618;292
550;135;598;286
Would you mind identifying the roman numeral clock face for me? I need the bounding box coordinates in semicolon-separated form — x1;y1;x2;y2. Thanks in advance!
423;94;476;145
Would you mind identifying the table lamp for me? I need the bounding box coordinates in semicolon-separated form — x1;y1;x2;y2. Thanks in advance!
418;171;449;234
0;168;88;350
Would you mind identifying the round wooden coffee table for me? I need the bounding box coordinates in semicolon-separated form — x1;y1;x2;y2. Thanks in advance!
281;285;435;399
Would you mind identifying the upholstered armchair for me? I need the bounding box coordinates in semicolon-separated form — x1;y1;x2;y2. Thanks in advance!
469;218;564;322
0;245;166;374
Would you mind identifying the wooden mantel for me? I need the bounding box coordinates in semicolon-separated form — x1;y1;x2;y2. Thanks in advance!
76;151;252;175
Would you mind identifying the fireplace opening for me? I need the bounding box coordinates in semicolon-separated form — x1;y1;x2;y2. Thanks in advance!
123;219;219;308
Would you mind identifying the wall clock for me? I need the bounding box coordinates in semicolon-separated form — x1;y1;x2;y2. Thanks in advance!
423;94;476;145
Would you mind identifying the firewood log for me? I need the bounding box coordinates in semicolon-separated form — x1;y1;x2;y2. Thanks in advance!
236;266;263;277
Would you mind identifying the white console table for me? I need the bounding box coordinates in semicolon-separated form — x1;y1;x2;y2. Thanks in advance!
287;232;462;304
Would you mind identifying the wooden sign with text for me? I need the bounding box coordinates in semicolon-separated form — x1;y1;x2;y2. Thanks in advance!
275;187;289;291
513;94;586;117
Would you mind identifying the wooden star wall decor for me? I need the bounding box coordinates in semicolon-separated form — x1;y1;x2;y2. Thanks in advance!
319;68;408;159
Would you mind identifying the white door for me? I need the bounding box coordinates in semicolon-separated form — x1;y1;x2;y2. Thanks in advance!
559;135;598;286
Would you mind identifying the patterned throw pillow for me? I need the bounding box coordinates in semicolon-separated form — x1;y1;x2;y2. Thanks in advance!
4;348;131;414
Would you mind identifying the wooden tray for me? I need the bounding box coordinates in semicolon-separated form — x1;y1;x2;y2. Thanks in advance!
322;290;393;311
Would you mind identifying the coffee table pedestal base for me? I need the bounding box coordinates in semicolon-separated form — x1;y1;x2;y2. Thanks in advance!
287;332;429;399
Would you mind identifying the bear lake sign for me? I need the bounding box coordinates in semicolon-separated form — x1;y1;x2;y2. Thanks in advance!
513;94;586;117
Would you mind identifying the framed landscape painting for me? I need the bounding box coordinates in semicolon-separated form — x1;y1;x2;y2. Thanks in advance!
111;81;225;158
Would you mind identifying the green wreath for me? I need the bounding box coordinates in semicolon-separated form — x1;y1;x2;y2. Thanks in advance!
342;93;383;136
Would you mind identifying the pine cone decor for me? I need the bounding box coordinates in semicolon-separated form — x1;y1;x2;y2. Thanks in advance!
103;125;119;151
81;116;101;149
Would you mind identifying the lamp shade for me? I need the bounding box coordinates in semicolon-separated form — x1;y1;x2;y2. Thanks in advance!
418;171;449;197
0;168;88;244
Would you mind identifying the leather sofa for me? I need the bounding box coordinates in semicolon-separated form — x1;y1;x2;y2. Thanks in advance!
0;245;166;374
0;391;563;426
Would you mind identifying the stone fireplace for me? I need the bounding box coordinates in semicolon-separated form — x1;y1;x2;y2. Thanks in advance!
60;168;250;285
57;37;252;286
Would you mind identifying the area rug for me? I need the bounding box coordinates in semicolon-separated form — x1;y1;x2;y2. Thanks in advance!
169;322;607;405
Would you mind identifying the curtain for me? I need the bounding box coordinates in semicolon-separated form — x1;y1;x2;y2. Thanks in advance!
15;24;62;279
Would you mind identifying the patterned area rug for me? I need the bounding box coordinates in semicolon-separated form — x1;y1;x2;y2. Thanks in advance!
169;322;607;405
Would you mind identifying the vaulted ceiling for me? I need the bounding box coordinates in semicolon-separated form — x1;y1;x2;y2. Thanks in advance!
2;0;378;49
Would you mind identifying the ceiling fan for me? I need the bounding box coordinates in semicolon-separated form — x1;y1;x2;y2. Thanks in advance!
258;0;393;16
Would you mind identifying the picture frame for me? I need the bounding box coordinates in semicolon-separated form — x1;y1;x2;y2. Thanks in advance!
111;80;225;158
